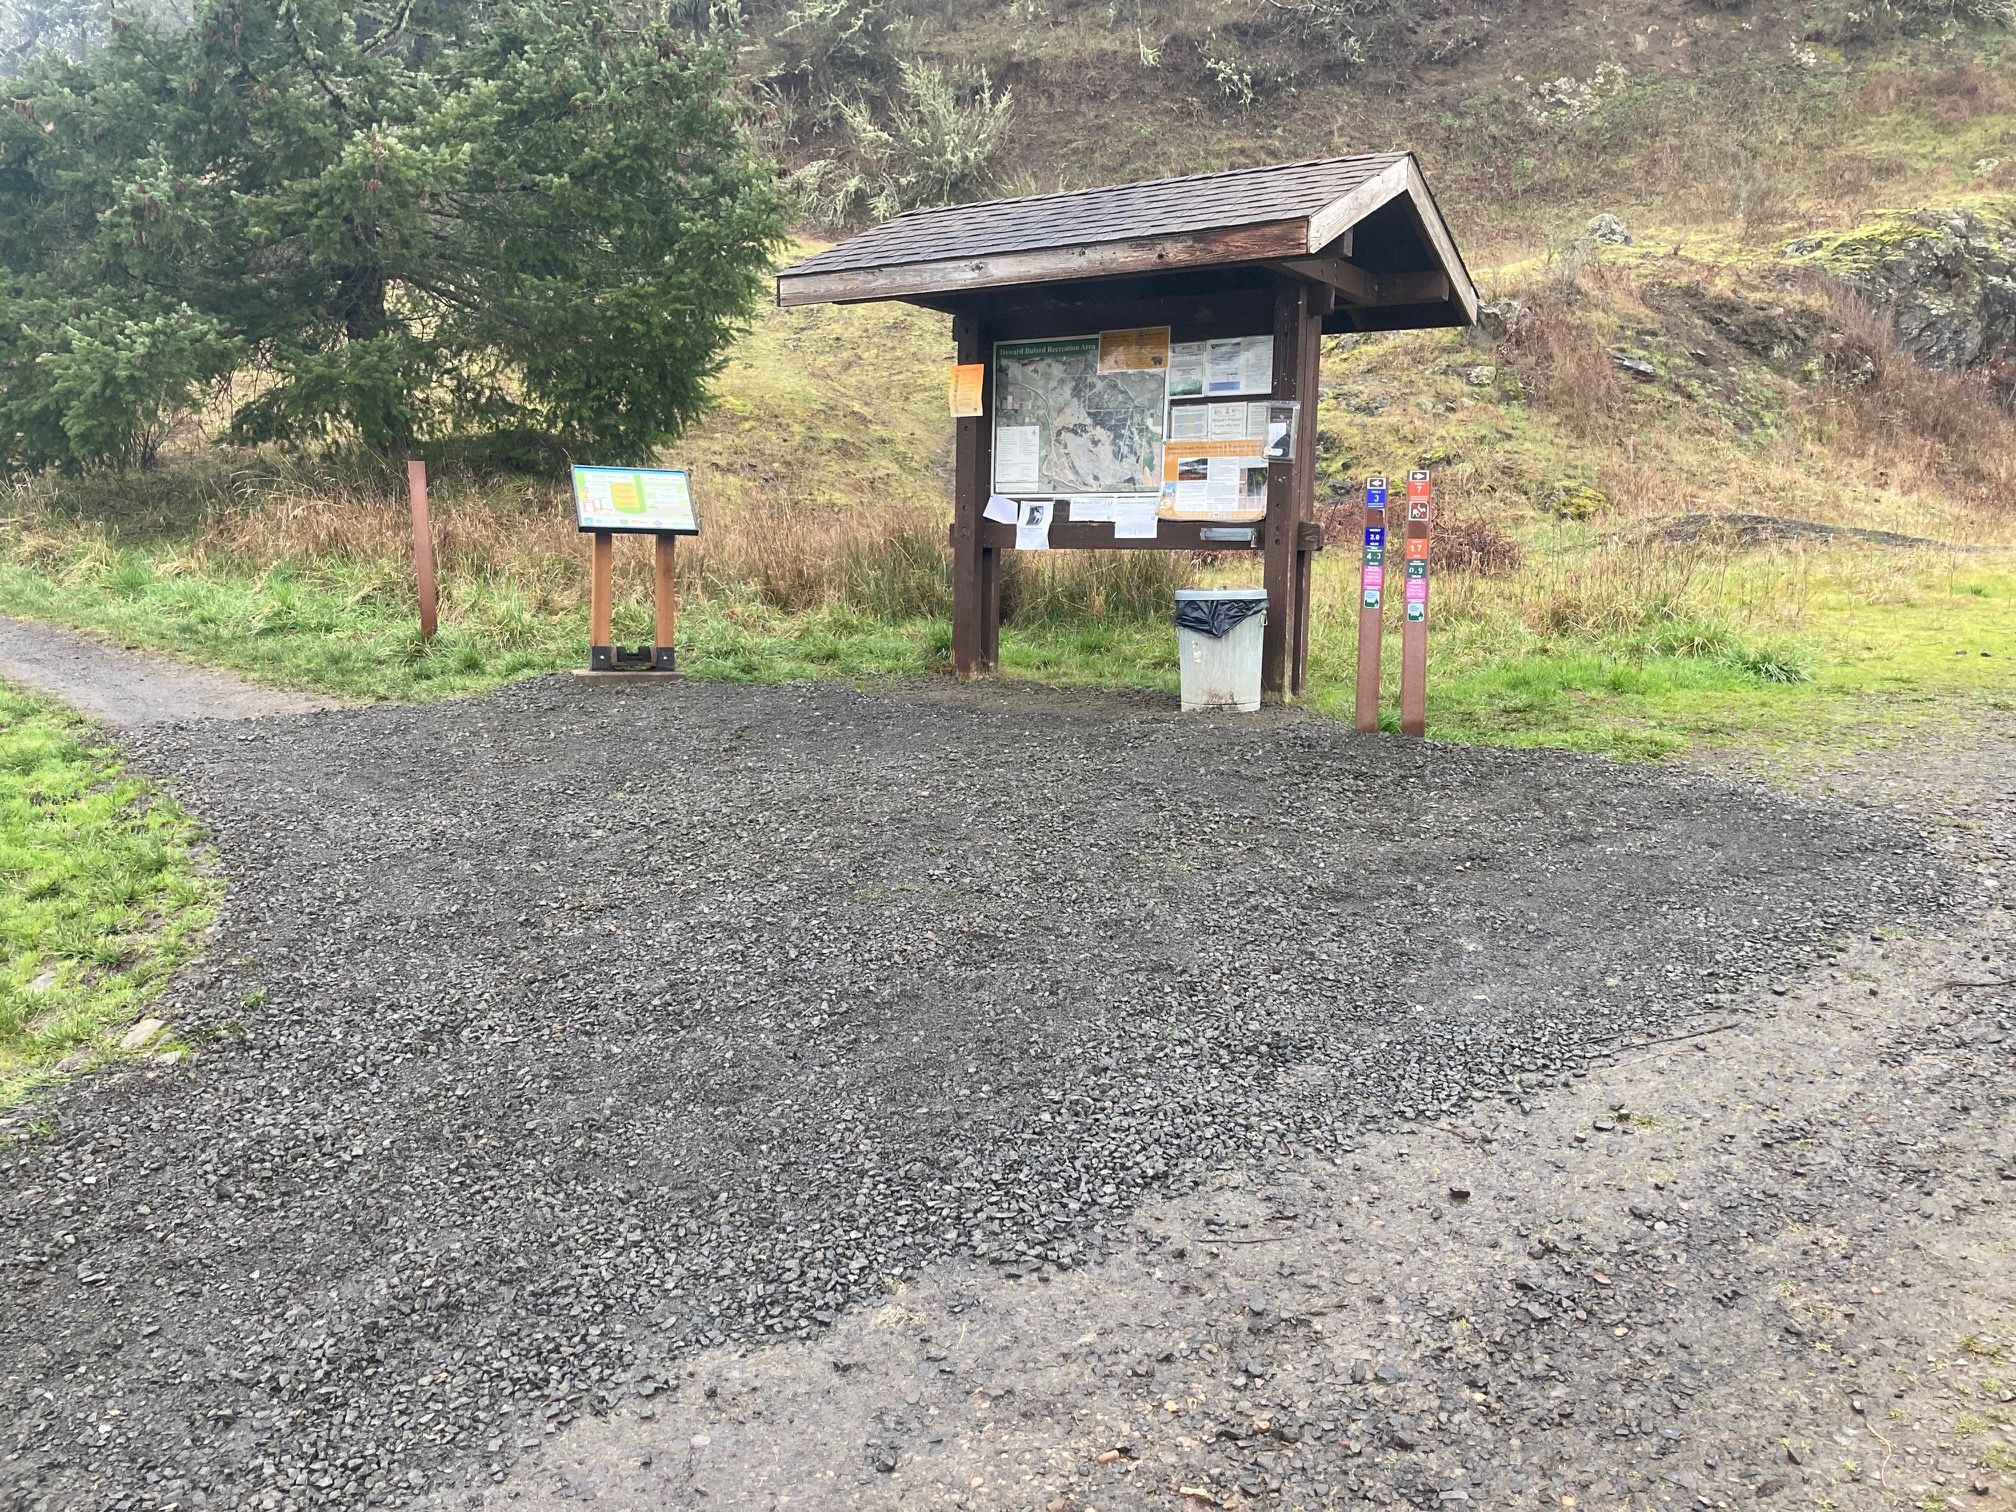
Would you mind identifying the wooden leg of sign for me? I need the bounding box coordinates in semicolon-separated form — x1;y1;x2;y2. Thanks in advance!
652;533;678;671
589;530;614;671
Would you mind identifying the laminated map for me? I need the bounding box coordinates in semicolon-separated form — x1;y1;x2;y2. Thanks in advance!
992;336;1165;497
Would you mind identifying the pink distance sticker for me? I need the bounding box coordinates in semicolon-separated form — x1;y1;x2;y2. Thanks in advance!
1362;565;1385;590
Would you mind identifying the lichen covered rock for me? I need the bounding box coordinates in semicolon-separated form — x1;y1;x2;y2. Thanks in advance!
1784;202;2016;379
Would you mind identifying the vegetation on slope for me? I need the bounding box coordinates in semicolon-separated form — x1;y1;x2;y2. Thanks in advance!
0;1;2011;765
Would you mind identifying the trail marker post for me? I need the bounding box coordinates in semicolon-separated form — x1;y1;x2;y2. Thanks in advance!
1399;469;1433;738
405;460;438;644
1354;475;1388;732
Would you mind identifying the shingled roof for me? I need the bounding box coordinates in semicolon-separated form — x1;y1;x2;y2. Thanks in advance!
776;152;1476;326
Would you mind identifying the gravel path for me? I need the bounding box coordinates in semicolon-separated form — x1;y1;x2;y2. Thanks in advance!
0;614;342;723
0;676;1957;1508
458;714;2016;1510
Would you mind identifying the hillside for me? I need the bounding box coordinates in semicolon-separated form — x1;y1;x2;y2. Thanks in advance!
0;0;2012;759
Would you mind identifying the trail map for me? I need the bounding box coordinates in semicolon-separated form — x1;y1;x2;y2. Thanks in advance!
992;337;1165;496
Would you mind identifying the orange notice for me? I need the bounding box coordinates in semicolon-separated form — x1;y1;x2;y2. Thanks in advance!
948;363;986;418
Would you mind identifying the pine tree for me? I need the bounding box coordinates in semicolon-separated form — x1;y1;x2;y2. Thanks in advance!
0;0;787;470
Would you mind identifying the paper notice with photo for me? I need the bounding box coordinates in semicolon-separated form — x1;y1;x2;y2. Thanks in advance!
1015;498;1054;551
983;494;1019;525
1112;498;1159;539
1167;341;1208;398
1167;404;1209;441
996;425;1040;486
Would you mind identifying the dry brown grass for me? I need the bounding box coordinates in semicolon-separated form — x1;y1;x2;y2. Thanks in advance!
17;456;1191;627
1805;277;2016;519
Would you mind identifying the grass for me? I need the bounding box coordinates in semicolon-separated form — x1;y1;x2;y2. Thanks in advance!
0;682;214;1109
1;526;2009;765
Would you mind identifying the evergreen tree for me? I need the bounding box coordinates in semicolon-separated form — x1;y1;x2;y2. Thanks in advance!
0;0;786;470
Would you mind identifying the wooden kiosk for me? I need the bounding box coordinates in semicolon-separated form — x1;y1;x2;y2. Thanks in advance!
776;154;1477;701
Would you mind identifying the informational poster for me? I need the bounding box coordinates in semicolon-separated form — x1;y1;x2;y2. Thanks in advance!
993;337;1164;496
1159;440;1266;520
572;466;699;535
1098;326;1171;374
1204;336;1274;395
996;425;1041;486
1168;341;1209;399
983;494;1019;524
1168;404;1210;442
1069;497;1114;524
949;363;986;418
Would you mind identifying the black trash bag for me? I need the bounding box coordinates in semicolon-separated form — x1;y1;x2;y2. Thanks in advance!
1174;595;1267;639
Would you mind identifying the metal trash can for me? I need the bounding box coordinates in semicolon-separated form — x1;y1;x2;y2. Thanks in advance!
1174;588;1268;713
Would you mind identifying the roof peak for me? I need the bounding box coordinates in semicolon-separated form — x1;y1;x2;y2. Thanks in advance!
873;152;1411;228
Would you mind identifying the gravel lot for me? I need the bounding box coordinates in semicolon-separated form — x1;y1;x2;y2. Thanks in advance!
0;676;1954;1508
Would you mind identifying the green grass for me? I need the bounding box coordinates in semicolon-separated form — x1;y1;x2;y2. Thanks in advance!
0;682;214;1108
2;538;2009;766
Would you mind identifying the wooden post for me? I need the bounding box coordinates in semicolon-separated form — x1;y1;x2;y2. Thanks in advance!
1354;475;1388;733
1399;470;1433;738
589;530;615;671
951;308;991;678
652;533;678;671
406;459;438;643
1262;278;1315;703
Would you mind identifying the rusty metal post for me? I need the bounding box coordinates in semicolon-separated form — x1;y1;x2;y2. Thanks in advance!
406;460;438;643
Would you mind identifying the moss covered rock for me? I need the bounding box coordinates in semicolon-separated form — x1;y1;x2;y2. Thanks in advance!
1539;480;1612;520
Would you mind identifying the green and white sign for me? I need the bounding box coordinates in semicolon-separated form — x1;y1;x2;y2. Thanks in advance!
572;466;699;535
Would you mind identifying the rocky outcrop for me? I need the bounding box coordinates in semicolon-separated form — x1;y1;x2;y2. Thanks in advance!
1785;202;2016;380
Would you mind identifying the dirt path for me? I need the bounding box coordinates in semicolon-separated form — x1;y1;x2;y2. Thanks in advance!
0;613;343;723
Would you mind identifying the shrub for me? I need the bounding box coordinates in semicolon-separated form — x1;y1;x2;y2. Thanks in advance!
795;59;1014;227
